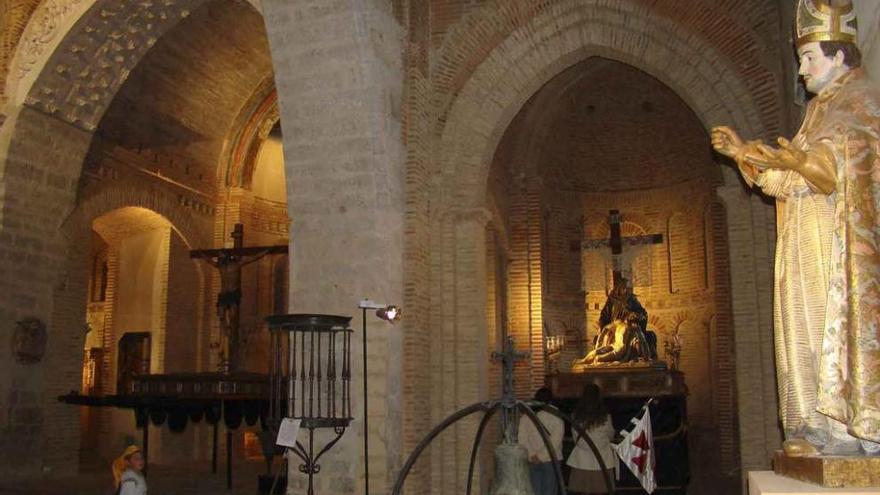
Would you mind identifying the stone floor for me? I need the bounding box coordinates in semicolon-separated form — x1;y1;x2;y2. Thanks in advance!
0;449;742;495
0;457;285;495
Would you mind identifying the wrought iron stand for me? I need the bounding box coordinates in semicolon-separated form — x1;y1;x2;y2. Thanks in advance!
266;314;354;495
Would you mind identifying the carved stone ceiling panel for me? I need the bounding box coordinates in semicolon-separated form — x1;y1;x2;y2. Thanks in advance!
24;0;209;131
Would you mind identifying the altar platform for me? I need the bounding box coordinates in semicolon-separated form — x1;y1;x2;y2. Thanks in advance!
549;364;686;399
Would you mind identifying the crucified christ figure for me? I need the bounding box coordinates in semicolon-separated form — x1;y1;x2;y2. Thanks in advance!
191;224;288;372
209;250;269;371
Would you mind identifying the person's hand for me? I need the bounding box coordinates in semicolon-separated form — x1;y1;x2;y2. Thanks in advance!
711;126;743;158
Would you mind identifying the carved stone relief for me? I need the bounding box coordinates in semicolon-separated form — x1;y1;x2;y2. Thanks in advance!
14;0;87;81
23;0;207;130
12;317;48;364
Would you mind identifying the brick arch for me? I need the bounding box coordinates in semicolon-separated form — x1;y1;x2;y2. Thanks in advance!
221;86;280;190
434;0;766;210
431;0;781;139
417;3;776;486
61;183;211;253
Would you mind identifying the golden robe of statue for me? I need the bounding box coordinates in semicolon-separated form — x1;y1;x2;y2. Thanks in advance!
810;69;880;445
716;68;880;450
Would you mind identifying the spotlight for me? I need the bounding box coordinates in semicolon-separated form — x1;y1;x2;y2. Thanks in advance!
376;305;401;323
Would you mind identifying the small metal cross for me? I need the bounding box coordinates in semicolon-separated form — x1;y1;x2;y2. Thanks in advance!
492;336;529;443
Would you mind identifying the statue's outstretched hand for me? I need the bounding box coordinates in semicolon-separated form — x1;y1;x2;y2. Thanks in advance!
713;125;762;183
711;126;743;158
753;137;806;170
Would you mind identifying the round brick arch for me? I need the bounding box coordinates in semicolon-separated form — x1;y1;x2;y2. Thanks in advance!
61;183;212;252
433;0;767;210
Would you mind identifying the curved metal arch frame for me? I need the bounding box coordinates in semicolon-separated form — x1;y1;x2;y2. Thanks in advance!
392;400;615;495
517;401;567;494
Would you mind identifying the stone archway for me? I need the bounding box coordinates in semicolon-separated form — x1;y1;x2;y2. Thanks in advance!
46;184;213;463
407;1;780;491
0;0;269;477
63;182;212;251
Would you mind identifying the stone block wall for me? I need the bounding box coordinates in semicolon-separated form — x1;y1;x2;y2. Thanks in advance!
262;1;405;493
0;107;92;479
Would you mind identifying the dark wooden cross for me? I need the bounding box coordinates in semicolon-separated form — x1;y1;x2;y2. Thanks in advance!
580;210;663;290
190;224;288;372
190;223;289;260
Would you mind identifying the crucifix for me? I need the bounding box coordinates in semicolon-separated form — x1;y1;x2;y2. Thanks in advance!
581;209;663;291
190;224;288;373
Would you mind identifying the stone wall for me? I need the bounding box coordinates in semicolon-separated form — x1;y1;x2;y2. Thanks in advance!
855;0;880;80
262;1;405;493
0;0;813;490
0;107;93;478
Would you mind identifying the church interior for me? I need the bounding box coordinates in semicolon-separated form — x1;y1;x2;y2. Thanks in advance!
1;0;879;494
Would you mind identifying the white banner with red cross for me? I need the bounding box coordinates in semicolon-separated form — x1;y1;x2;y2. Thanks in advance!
614;399;656;494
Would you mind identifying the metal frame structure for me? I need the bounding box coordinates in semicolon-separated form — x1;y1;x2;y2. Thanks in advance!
391;336;615;494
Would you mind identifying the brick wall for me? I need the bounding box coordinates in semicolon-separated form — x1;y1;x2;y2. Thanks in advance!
0;0;824;490
423;2;780;490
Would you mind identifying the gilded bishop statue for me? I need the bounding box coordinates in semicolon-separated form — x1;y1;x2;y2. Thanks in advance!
713;0;880;456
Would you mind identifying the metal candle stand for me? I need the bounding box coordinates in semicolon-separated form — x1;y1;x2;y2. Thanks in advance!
266;314;354;495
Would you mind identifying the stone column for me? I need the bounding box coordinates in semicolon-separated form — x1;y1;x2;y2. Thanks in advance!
716;183;780;478
261;1;404;493
0;105;93;478
428;207;492;495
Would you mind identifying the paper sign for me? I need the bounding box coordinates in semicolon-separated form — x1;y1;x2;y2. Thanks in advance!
276;418;302;448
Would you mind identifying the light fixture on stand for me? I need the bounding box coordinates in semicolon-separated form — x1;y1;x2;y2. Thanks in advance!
358;299;401;495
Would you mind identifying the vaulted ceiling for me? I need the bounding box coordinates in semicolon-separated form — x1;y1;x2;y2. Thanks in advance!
493;57;715;193
88;0;274;191
538;58;714;191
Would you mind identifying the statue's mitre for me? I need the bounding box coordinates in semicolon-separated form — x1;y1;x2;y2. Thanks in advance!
796;0;858;47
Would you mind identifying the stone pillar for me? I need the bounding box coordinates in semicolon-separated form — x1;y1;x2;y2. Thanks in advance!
427;207;492;495
0;105;92;479
716;183;780;479
261;1;404;493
